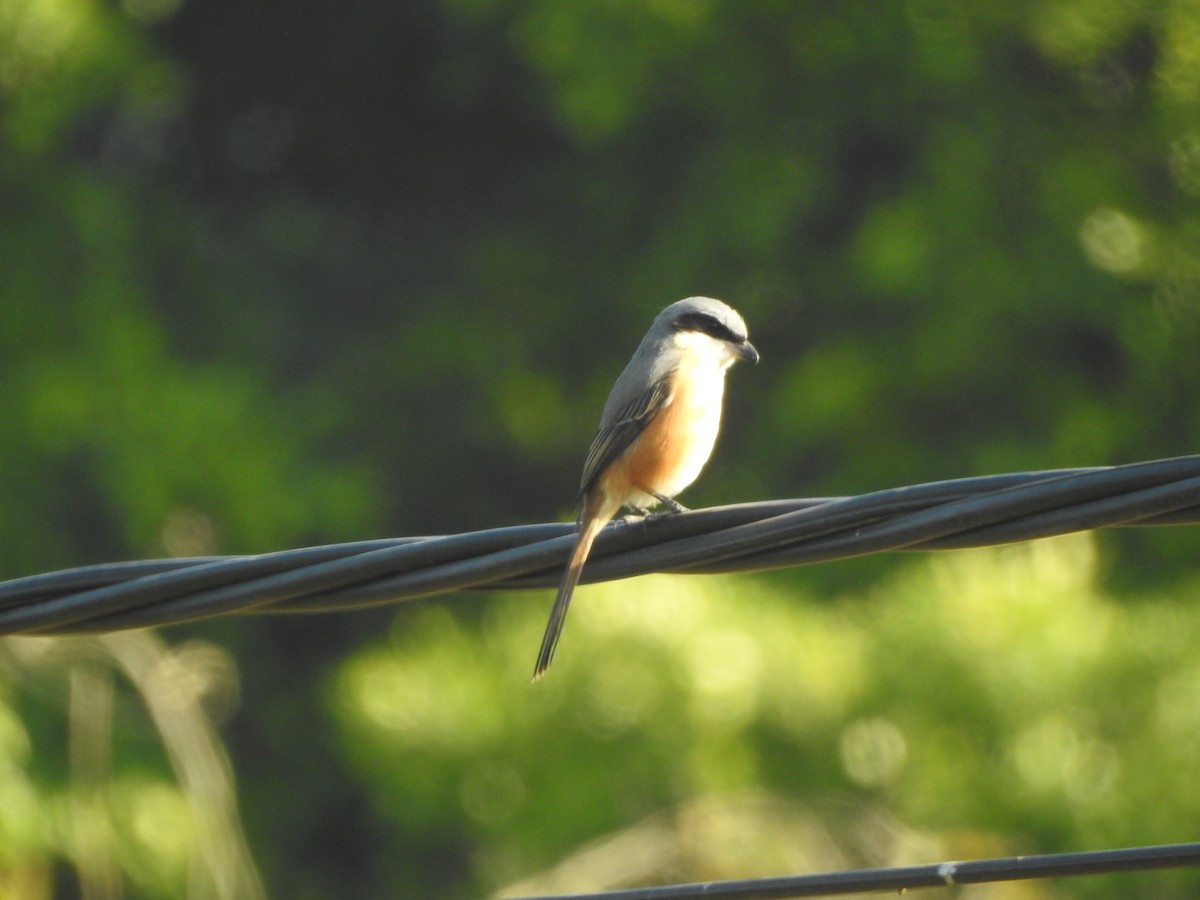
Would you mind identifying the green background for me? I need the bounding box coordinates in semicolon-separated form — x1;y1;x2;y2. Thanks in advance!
2;0;1200;897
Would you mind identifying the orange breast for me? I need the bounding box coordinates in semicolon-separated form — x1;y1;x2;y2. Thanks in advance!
609;363;725;503
624;392;686;489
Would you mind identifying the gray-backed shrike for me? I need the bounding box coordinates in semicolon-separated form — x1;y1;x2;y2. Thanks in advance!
534;297;758;679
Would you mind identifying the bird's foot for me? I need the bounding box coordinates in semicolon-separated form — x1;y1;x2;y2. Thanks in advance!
650;491;688;514
617;506;653;525
618;494;687;526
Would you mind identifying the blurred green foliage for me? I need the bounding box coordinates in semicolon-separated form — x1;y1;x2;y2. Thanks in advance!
335;535;1200;897
2;0;1200;896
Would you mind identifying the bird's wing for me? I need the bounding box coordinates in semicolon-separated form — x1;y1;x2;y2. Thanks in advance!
578;374;673;498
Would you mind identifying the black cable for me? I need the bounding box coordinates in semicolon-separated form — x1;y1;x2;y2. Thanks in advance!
508;841;1200;899
0;455;1198;634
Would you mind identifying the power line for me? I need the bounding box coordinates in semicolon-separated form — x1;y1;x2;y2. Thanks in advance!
0;454;1198;634
507;841;1200;899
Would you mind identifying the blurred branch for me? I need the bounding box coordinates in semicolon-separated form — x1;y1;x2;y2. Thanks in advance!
102;632;266;900
1;454;1198;635
69;663;120;900
5;633;264;899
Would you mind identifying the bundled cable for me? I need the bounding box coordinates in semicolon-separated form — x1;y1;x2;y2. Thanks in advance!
1;454;1198;636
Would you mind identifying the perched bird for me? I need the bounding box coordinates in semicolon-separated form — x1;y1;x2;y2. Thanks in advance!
533;297;758;679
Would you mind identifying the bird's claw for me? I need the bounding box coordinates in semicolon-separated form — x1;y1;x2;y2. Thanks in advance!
617;507;653;526
650;491;688;514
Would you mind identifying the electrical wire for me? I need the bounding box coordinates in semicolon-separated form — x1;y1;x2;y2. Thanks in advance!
506;841;1200;899
0;454;1197;635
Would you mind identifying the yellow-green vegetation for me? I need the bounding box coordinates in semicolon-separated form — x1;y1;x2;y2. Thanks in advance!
2;0;1200;896
334;535;1200;896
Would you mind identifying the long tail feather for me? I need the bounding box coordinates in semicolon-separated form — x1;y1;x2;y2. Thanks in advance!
533;513;608;680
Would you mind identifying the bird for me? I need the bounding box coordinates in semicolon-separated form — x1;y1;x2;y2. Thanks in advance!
533;296;758;679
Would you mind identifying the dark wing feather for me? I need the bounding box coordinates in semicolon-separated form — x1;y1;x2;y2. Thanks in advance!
577;375;673;498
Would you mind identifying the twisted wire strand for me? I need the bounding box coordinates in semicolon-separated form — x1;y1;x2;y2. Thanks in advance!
1;455;1198;635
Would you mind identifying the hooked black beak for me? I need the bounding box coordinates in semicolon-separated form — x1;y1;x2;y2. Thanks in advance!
735;340;760;364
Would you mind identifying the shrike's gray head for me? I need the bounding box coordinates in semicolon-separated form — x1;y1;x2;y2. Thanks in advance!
651;296;759;367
